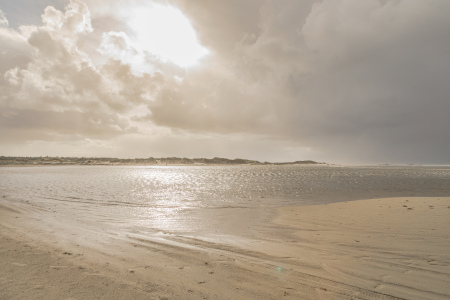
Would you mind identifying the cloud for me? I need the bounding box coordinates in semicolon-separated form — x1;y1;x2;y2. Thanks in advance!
1;0;449;163
0;9;9;27
0;10;33;77
0;109;134;142
146;0;450;163
0;1;160;143
293;0;450;162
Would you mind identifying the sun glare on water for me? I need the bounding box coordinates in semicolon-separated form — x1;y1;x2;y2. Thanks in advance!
130;4;208;67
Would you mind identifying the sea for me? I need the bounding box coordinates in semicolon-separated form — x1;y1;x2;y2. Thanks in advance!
1;165;449;235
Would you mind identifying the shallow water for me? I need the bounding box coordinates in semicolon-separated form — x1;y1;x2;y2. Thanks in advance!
1;165;449;234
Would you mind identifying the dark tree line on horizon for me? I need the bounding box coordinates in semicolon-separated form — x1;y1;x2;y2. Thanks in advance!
0;156;321;166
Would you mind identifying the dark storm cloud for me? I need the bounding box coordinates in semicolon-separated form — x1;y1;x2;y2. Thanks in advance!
148;0;450;163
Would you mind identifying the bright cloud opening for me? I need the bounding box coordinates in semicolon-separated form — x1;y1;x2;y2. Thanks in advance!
129;4;208;67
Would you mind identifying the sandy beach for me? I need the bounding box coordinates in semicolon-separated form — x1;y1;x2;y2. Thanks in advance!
1;197;449;299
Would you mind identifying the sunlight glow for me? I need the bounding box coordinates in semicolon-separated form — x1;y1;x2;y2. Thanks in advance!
130;4;208;67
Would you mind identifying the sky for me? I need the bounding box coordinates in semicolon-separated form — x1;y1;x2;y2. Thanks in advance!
0;0;449;164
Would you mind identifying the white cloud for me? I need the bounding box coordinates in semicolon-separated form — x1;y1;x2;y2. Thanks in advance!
0;13;33;77
0;1;149;141
4;67;21;85
0;9;9;27
42;0;92;35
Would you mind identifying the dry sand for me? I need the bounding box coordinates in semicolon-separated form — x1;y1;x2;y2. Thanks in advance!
1;197;449;299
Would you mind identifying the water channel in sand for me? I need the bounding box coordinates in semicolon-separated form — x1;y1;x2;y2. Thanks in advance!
1;165;448;236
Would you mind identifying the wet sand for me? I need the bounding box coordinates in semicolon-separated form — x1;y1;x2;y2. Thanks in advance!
1;197;449;299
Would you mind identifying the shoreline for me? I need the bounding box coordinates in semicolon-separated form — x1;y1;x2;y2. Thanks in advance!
1;197;449;299
0;163;328;168
0;156;324;167
1;163;448;169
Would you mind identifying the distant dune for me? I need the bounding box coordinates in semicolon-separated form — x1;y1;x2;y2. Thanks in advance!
0;156;323;166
